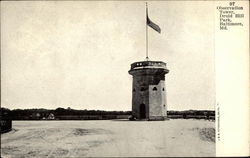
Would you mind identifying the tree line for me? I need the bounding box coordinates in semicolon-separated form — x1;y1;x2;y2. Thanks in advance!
0;107;131;120
1;107;215;120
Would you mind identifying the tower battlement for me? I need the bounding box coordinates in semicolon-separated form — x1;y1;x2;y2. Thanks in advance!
129;61;169;76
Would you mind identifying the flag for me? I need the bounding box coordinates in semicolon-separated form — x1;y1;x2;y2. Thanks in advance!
146;7;161;33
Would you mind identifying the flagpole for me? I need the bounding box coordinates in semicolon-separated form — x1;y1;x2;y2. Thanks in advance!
146;2;149;61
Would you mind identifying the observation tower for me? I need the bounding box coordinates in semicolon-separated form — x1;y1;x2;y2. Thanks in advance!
128;60;169;120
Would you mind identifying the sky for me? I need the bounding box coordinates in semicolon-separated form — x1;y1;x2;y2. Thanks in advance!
1;1;215;111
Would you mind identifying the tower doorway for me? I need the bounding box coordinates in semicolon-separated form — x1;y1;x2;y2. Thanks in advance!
140;104;146;119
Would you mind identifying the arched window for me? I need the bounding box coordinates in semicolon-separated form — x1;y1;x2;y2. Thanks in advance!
162;88;165;91
153;87;157;91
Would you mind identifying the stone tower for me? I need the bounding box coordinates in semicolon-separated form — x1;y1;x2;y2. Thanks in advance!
128;60;169;120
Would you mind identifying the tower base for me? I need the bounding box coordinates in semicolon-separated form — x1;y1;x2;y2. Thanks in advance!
129;115;169;121
148;116;169;121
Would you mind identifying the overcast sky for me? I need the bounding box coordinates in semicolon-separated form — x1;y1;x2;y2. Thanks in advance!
1;1;215;111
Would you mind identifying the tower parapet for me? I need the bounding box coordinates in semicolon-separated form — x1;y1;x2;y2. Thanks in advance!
130;61;167;69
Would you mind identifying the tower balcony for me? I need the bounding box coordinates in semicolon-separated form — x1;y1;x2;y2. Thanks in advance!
129;61;169;76
130;61;166;69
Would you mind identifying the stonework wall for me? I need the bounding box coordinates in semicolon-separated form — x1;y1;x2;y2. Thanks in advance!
132;76;149;119
149;80;166;117
131;74;167;120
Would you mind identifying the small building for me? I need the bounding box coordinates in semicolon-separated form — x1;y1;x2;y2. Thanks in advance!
47;113;55;120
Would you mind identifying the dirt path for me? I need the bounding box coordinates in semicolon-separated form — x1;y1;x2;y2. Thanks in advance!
1;119;215;157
